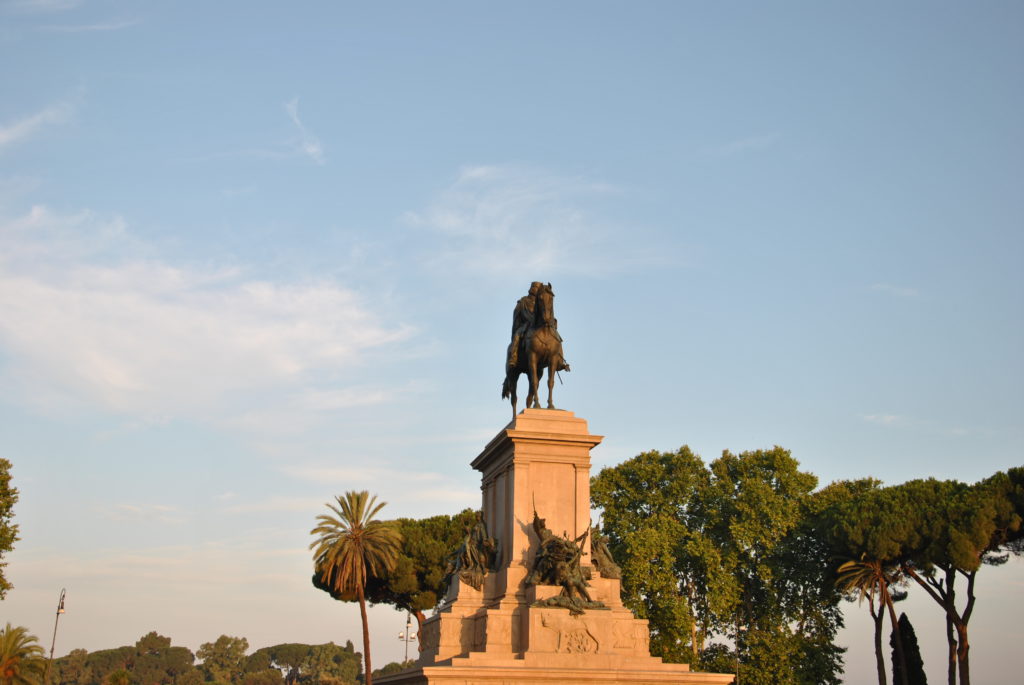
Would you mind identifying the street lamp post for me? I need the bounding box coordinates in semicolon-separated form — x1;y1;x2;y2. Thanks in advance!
397;612;417;662
43;588;67;685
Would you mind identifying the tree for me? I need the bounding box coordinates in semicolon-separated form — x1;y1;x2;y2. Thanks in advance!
831;483;926;685
310;492;401;685
104;672;128;685
591;447;709;662
132;631;193;685
895;474;1023;685
52;648;89;685
0;624;45;685
0;460;20;599
83;648;132;685
370;661;413;679
196;636;248;684
592;445;846;683
891;613;927;685
835;558;907;685
698;447;842;685
245;643;360;685
315;510;477;640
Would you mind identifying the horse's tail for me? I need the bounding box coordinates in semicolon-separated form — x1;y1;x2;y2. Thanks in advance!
501;375;510;400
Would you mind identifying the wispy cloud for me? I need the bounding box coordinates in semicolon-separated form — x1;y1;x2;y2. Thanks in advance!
863;413;902;425
713;133;781;157
7;0;82;13
871;283;919;298
280;464;479;506
102;503;184;524
40;18;140;33
0;99;74;149
0;205;414;421
403;164;667;278
224;495;327;514
285;98;325;165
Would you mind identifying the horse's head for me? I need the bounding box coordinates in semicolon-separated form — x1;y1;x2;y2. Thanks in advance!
536;284;555;327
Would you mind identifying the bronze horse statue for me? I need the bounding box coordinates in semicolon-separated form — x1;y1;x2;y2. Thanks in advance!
502;284;569;417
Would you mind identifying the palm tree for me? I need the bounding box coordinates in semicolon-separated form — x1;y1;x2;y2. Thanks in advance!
0;624;45;685
310;491;401;685
836;559;908;685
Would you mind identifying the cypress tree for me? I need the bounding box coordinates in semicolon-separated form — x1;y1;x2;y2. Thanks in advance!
891;613;928;685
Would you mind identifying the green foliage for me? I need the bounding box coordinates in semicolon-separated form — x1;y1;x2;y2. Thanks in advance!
591;447;707;662
0;460;20;599
82;648;133;685
197;636;248;684
130;632;193;685
369;661;413;678
314;509;477;632
592;445;845;683
245;643;359;685
310;492;402;601
52;649;89;685
693;643;735;675
53;637;362;685
175;672;204;685
310;491;401;685
104;671;129;685
890;613;927;685
827;470;1024;685
238;670;282;685
365;510;478;624
0;623;45;685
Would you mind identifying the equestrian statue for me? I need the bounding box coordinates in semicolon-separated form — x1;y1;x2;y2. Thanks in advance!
501;282;570;417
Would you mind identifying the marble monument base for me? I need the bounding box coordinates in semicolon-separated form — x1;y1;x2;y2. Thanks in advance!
377;410;732;685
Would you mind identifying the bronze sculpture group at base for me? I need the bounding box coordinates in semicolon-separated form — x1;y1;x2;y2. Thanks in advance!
443;512;500;591
526;509;607;616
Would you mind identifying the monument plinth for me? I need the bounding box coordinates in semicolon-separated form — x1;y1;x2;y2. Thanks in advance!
378;409;733;685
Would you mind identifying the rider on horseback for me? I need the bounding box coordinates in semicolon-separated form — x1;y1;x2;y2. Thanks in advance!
507;282;568;371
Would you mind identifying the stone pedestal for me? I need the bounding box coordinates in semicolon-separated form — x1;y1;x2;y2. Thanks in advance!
378;409;733;685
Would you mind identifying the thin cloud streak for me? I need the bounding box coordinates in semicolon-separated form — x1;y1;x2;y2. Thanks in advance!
863;413;902;425
871;283;920;298
40;18;140;32
7;0;81;12
285;98;325;165
713;133;781;156
403;164;670;278
0;99;74;148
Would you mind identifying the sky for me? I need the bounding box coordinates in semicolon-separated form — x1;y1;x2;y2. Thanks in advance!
1;0;1022;682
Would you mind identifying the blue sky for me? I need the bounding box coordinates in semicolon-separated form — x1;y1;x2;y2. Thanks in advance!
1;1;1021;682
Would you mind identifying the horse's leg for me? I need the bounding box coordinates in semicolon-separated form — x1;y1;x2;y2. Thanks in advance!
527;352;540;409
510;371;519;418
546;359;557;409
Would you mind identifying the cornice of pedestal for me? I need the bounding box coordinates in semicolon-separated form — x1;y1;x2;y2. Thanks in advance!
471;408;603;475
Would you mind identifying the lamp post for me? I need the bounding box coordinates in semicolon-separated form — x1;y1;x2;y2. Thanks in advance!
43;588;67;685
397;612;417;662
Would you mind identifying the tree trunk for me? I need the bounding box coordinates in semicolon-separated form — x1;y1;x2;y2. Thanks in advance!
691;618;699;663
955;622;970;685
870;595;887;685
414;609;426;653
358;586;373;685
902;564;974;685
945;614;957;685
882;584;909;685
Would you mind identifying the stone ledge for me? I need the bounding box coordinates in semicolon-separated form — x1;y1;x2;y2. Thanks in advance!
377;662;735;685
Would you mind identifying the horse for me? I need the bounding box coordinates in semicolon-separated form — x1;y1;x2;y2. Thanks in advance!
501;284;568;417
